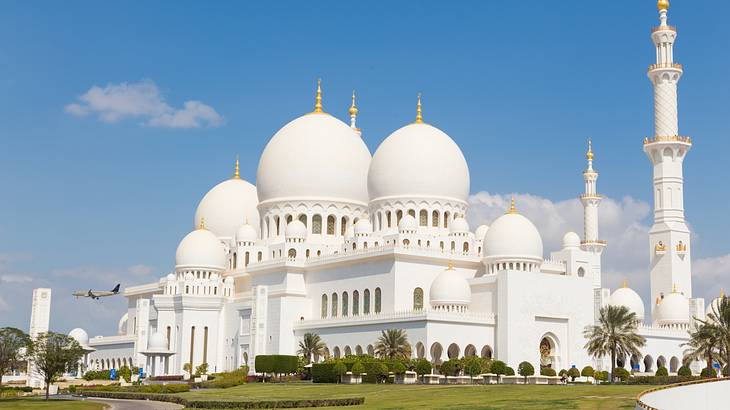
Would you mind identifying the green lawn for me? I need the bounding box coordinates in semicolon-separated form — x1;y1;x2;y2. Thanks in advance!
0;398;106;409
179;383;647;409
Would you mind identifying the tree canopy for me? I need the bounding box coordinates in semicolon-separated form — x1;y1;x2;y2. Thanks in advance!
27;332;85;399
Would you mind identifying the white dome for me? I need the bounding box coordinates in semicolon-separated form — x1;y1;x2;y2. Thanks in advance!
117;313;129;335
450;217;470;234
175;227;226;270
610;286;645;322
236;223;258;243
483;211;543;261
285;220;307;238
429;267;471;307
368;123;469;203
148;332;167;351
224;276;234;285
655;291;690;326
562;231;581;249
195;178;259;239
354;218;373;235
69;328;89;346
166;273;175;281
705;291;725;317
398;214;418;232
256;113;371;205
475;225;489;241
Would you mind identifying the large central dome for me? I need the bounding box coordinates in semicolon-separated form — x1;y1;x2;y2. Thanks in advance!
256;113;371;205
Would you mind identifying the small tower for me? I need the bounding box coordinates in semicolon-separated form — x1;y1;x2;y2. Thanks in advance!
349;90;361;137
580;140;605;288
644;0;693;319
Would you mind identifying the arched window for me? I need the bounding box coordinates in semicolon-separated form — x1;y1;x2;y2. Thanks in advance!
408;209;415;217
432;210;439;227
286;214;293;224
306;249;310;258
451;241;456;252
403;239;410;246
444;211;450;228
257;251;262;262
386;211;392;227
245;252;250;267
363;289;371;314
321;294;327;318
331;293;338;317
233;253;237;269
327;215;335;235
342;292;349;316
375;287;382;313
298;214;307;228
312;215;322;234
463;242;469;253
288;248;296;258
166;326;171;350
352;242;356;250
352;290;360;315
577;267;585;277
413;287;424;310
419;210;428;226
340;217;348;236
396;210;403;225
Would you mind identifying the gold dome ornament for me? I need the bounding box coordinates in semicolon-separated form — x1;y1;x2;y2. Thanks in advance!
198;217;206;230
586;139;594;161
349;90;358;116
658;0;669;11
415;93;423;124
233;155;240;179
313;79;323;114
506;196;518;214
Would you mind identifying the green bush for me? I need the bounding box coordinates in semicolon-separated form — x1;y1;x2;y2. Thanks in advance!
567;367;580;381
255;355;298;376
490;360;508;375
558;369;568;377
392;362;406;375
700;367;716;378
351;361;364;376
413;358;432;376
724;365;729;377
677;366;692;377
83;370;111;381
540;367;556;376
518;361;534;379
333;361;347;381
440;359;462;377
626;375;698;385
504;366;515;376
581;366;594;378
81;384;190;393
462;356;483;377
613;367;630;382
655;366;668;376
195;362;209;376
118;365;132;383
197;367;249;389
311;363;337;383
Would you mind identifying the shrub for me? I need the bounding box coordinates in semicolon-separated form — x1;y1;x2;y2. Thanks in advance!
351;361;364;376
440;359;462;377
724;365;729;377
627;375;698;385
413;358;432;376
581;366;594;378
613;367;630;382
183;363;193;375
83;370;111;381
700;367;716;378
311;363;337;383
558;369;568;377
567;367;580;381
540;367;556;376
195;362;209;376
518;361;534;380
480;359;493;374
595;371;609;382
118;365;132;383
366;362;388;384
490;360;508;375
392;362;406;375
655;366;668;377
197;367;249;389
333;361;347;382
677;366;692;377
504;366;515;376
463;356;482;377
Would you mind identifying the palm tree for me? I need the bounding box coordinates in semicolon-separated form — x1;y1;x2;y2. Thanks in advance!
374;329;411;359
683;322;721;369
297;332;326;364
583;305;645;382
696;296;730;373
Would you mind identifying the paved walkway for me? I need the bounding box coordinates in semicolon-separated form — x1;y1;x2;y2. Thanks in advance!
86;397;183;410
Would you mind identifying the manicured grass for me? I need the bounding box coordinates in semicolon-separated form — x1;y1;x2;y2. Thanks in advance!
179;383;647;409
0;397;106;409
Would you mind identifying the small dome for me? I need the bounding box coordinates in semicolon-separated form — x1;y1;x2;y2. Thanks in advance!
175;228;226;270
368;123;470;203
166;273;175;281
562;232;581;249
610;286;645;322
148;332;167;351
655;291;690;326
195;178;259;239
483;211;543;261
475;225;489;241
69;328;89;346
450;217;470;234
236;223;258;243
117;313;129;335
286;220;307;239
705;290;726;318
398;214;418;232
429;267;471;307
354;218;373;235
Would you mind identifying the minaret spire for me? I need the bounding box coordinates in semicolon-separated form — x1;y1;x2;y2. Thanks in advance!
233;155;240;179
313;79;323;113
580;138;605;288
349;90;359;130
415;93;423;124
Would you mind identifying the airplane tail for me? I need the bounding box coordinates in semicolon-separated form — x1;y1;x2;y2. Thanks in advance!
111;284;120;293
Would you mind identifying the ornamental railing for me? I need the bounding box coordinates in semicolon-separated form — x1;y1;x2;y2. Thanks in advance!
643;135;692;145
651;25;676;33
647;62;683;71
294;308;496;328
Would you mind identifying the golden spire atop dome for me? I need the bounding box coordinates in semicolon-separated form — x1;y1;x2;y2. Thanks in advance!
415;93;423;124
233;155;240;179
672;283;678;293
586;139;594;161
506;195;518;214
313;78;323;113
721;288;726;298
349;90;358;116
446;260;454;271
198;217;206;230
658;0;669;11
622;279;628;288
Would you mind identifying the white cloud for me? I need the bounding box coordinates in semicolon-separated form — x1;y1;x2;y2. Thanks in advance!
65;80;223;128
0;296;9;312
128;264;154;277
0;274;32;284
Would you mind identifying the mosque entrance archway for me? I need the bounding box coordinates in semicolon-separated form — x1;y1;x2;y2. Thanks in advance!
539;334;560;370
430;342;443;366
415;342;425;359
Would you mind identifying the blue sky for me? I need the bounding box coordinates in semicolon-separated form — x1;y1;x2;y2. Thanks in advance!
0;1;728;336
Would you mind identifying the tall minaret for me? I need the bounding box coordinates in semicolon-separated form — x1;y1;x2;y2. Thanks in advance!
644;0;693;317
580;139;605;288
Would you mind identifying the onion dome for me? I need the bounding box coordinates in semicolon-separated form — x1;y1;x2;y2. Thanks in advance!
429;263;471;310
562;232;581;250
705;289;725;317
285;220;307;239
610;281;645;322
148;332;167;351
354;218;373;235
398;214;418;233
175;221;227;271
368;96;469;204
655;286;690;326
482;198;543;262
256;81;371;206
69;328;89;346
118;313;129;335
475;225;489;241
194;158;260;239
236;222;258;243
450;217;470;234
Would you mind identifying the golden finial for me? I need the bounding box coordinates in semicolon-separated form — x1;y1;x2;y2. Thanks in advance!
672;283;678;293
721;288;725;298
506;195;518;214
586;139;594;161
658;0;669;11
233;155;240;179
313;78;323;113
622;279;628;289
349;90;358;116
415;93;423;124
198;217;206;230
656;296;661;305
446;260;454;271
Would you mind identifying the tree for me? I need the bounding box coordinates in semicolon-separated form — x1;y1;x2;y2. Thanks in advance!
297;332;326;364
490;360;508;375
0;327;30;388
333;361;347;383
655;366;668;376
540;367;556;376
374;329;411;360
26;332;84;400
517;361;534;382
695;296;730;374
581;366;594;380
613;367;630;382
683;322;721;369
595;370;609;383
463;356;482;377
504;366;515;376
183;362;192;376
351;360;364;376
440;358;461;376
414;358;432;376
195;362;208;376
583;305;645;383
393;361;406;375
567;367;580;382
118;365;132;383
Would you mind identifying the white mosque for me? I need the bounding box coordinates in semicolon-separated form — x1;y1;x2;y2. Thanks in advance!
66;1;722;378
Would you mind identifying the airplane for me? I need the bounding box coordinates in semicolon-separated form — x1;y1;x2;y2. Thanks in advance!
73;284;121;300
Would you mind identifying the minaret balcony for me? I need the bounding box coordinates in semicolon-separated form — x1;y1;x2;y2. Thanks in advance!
643;135;692;145
647;63;682;72
652;25;676;33
580;194;602;200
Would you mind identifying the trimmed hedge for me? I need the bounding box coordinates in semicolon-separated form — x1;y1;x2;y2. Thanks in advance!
80;390;365;408
627;375;699;385
677;366;692;377
82;384;190;393
312;363;338;383
655;366;668;377
255;355;298;375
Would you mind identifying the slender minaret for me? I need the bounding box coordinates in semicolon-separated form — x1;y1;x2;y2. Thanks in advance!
580;140;605;288
349;90;361;137
644;0;693;318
